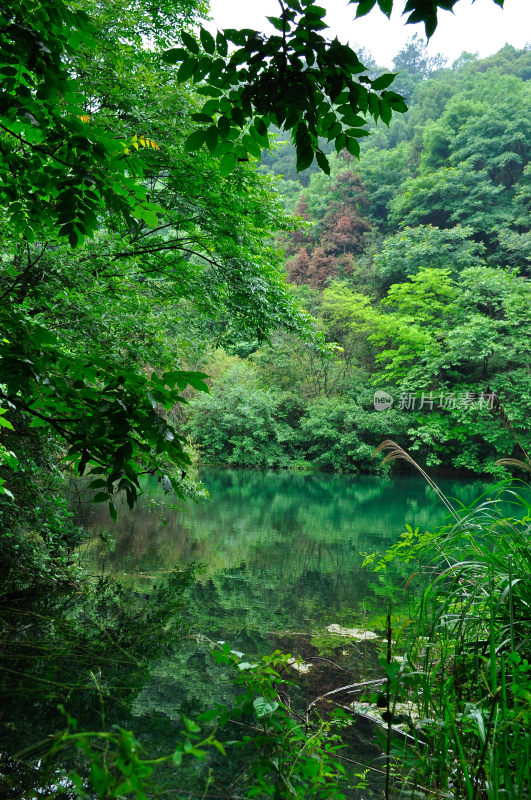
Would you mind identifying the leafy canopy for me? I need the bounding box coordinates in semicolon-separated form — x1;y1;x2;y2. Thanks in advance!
0;0;513;506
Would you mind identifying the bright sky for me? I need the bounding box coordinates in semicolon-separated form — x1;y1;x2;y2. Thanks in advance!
207;0;530;68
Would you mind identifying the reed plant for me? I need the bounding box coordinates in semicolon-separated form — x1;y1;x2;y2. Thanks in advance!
384;479;531;799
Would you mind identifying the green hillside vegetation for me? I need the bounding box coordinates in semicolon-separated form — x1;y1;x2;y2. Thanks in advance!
0;0;529;798
186;41;531;477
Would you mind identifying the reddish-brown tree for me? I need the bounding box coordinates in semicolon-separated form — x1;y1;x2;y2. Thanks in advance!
320;171;371;257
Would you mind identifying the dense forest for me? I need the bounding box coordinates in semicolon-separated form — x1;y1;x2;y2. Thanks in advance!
186;41;531;475
0;0;529;798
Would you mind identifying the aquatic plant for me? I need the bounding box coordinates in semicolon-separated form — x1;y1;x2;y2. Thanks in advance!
367;446;531;798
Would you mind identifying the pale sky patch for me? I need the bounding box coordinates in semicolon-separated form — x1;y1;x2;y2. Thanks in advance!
206;0;530;68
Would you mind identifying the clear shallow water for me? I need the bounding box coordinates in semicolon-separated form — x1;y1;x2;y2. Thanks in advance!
78;469;496;796
81;468;491;648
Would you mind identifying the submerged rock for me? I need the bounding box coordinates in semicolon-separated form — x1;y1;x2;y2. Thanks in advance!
326;624;380;641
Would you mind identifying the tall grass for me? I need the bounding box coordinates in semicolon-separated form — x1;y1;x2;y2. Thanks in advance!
391;484;531;799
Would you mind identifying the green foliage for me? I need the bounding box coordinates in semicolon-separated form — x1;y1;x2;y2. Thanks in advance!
0;0;317;507
227;57;531;475
0;0;158;245
350;0;506;40
388;82;530;261
0;565;197;796
47;711;223;799
372;487;531;797
208;644;362;799
294;395;409;471
372;224;485;293
166;0;409;176
186;362;295;468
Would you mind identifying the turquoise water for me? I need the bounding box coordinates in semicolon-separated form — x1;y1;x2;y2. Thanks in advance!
78;469;496;796
83;468;490;647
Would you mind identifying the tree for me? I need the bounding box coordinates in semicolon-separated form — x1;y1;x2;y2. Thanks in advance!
392;33;446;79
169;0;509;174
372;224;486;292
389;74;530;260
0;0;517;507
186;362;294;467
0;0;309;512
280;195;314;256
319;170;371;256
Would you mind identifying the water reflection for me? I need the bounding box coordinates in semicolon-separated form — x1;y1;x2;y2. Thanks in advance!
81;469;489;647
78;469;494;798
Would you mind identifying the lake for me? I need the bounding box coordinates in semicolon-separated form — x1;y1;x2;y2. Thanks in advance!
82;468;490;650
1;468;495;799
80;468;491;751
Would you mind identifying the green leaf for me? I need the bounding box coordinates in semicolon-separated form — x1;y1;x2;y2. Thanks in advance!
219;152;237;176
178;57;197;82
93;492;109;503
217;115;231;139
305;5;328;18
266;16;285;31
176;371;210;392
194;57;212;81
200;27;216;54
371;72;397;91
334;132;347;153
184;129;206;152
354;0;377;18
296;147;314;172
316;151;330;174
28;417;48;429
368;92;379;119
345;127;371;137
205;126;219;152
90;763;110;794
181;31;199;54
230;106;245;127
216;32;228;56
211;740;226;757
382;91;408;112
141;208;159;227
202;98;220;116
30;326;58;346
255;117;268;137
377;0;393;17
162;47;187;64
379;97;392;125
224;28;246;45
1;450;18;470
253;696;279;718
191;112;214;123
345;137;360;157
242;134;262;160
182;715;201;733
197;708;221;722
109;501;117;522
89;479;108;489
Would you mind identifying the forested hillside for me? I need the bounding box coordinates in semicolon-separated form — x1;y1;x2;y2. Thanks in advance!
186;43;531;476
